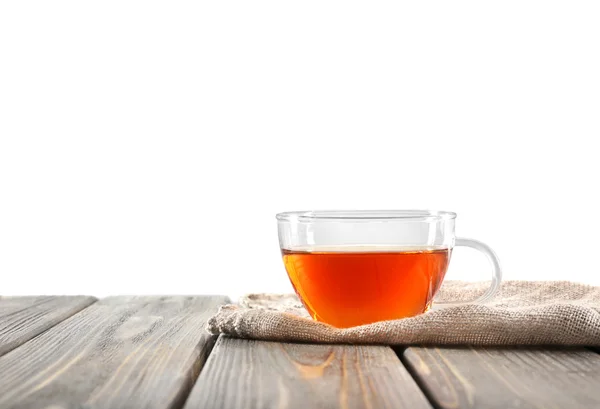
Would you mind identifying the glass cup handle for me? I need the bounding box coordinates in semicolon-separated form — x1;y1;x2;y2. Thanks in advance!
437;237;502;305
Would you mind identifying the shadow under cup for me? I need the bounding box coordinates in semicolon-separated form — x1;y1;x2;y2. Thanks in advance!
277;210;501;328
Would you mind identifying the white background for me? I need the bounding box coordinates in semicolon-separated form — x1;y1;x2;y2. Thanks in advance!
1;1;599;300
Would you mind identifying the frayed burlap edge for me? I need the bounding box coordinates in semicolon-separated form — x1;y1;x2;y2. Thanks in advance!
207;281;600;346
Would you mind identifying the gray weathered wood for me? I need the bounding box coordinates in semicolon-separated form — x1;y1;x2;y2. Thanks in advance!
0;295;228;409
0;296;97;357
403;347;600;409
184;337;432;409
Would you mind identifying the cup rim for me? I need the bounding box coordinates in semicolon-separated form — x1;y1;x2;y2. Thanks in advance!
276;210;457;222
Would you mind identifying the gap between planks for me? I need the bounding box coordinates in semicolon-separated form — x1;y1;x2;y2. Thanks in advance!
0;295;97;358
0;295;228;409
400;346;600;409
183;336;433;409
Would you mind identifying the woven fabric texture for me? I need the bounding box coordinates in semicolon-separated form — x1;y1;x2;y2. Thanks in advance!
207;281;600;346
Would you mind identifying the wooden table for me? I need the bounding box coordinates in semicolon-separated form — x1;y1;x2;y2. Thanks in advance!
1;296;599;409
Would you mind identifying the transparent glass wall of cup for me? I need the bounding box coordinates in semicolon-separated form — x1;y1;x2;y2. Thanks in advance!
277;210;501;328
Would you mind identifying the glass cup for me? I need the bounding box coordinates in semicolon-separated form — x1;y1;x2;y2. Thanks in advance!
277;210;501;328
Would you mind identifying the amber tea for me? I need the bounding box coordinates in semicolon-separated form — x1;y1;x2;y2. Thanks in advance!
282;247;451;328
277;210;502;328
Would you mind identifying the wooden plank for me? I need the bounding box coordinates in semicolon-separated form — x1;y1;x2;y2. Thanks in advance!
184;337;432;409
0;296;97;357
0;295;228;409
403;347;600;409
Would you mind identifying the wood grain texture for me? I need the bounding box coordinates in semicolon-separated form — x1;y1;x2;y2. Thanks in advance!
403;347;600;409
0;296;97;357
184;337;432;409
0;295;228;409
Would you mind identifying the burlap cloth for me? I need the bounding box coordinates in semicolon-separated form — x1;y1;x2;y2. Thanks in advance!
207;281;600;346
